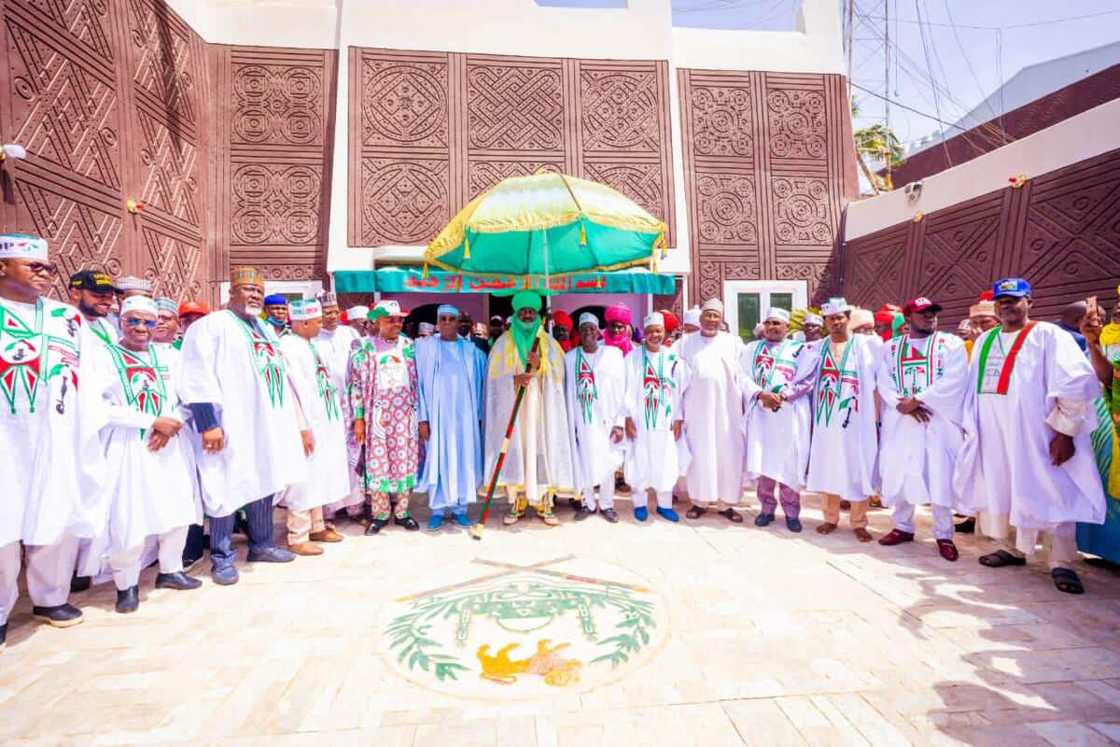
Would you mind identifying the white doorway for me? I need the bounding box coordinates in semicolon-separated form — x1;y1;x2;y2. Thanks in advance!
723;280;807;342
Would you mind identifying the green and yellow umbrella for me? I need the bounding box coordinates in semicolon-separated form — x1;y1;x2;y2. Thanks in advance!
423;171;667;277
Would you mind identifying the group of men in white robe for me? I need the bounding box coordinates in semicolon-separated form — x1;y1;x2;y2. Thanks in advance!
3;227;1110;649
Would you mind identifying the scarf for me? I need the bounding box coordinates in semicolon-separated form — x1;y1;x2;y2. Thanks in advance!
603;328;633;356
511;316;541;367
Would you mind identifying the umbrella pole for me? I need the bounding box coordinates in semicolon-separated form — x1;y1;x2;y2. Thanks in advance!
470;336;542;540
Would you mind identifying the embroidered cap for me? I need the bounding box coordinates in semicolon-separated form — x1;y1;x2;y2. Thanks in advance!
701;298;724;314
820;297;851;317
116;275;153;294
418;322;435;335
764;307;790;323
316;290;338;307
368;300;403;320
436;303;460;318
289;299;322;321
578;312;600;329
683;307;701;326
229;266;264;288
803;313;824;326
643;311;665;329
347;305;369;321
993;277;1031;299
903;296;943;315
120;296;157;317
0;233;48;261
848;308;874;328
154;297;177;314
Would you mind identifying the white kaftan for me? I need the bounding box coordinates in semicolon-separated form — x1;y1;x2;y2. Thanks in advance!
178;310;306;517
483;329;575;502
741;338;818;489
680;331;751;504
91;342;201;555
876;332;968;509
279;335;350;512
955;322;1105;544
0;297;105;547
805;334;880;501
623;346;689;493
565;345;626;492
316;324;360;392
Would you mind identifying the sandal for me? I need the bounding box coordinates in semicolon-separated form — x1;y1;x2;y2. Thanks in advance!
686;506;706;520
853;528;873;543
718;508;743;524
978;550;1026;567
815;522;838;535
1051;567;1084;595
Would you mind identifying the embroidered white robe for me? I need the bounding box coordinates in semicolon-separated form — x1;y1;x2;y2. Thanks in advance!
178;310;306;517
623;346;689;493
876;332;968;509
564;345;626;492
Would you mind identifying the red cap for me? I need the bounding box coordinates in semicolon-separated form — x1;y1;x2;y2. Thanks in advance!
902;297;942;315
178;300;209;317
551;310;573;331
660;309;680;334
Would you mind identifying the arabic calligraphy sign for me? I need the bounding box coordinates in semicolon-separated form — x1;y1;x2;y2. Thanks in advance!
334;269;676;295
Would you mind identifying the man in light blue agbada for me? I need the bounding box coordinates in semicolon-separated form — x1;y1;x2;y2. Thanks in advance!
415;304;488;529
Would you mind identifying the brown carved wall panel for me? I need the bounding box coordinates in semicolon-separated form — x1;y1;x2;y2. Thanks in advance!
843;147;1120;324
349;47;676;250
679;69;856;303
211;45;337;283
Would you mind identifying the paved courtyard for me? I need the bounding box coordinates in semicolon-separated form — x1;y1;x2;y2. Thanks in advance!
2;494;1119;746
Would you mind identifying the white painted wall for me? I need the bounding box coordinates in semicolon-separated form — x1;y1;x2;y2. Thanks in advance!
845;98;1120;241
170;0;845;281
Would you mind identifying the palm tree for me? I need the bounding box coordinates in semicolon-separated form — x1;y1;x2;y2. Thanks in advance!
851;100;905;194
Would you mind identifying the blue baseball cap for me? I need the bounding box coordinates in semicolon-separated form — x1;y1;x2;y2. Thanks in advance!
992;277;1031;299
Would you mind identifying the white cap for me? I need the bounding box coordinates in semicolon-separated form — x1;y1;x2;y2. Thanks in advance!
764;307;790;323
120;296;157;317
418;322;435;334
803;313;823;326
683;307;701;326
701;298;724;313
578;312;599;329
0;233;48;261
116;275;153;294
643;311;665;329
820;297;851;317
289;299;322;321
347;305;369;319
370;300;403;319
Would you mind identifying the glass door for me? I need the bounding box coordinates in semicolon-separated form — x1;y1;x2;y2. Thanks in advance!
723;280;807;342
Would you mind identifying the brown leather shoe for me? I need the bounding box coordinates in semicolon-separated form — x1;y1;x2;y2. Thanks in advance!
289;542;324;556
936;539;959;562
310;528;344;543
878;529;914;546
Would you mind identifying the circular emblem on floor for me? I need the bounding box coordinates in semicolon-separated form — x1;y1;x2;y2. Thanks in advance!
380;555;668;698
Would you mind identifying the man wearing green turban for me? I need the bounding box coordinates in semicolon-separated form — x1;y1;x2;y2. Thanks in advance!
483;291;575;526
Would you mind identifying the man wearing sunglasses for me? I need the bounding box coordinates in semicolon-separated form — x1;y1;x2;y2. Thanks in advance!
0;234;105;646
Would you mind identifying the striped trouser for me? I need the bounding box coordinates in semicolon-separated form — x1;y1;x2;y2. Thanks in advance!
209;494;275;566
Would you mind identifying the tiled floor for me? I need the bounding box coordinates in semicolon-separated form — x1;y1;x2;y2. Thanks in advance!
2;493;1119;746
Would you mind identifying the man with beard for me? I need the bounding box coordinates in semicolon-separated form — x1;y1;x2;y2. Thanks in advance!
551;310;574;353
1;235;104;643
178;301;208;335
741;308;818;532
179;266;303;584
485;291;574;527
566;313;626;523
876;297;968;561
349;300;420;534
68;270;118;344
604;304;635;356
680;298;748;523
94;296;202;613
957;278;1105;594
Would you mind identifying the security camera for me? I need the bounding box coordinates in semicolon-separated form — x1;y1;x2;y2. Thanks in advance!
903;181;923;201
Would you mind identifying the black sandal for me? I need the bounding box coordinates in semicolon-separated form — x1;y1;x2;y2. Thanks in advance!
718;508;743;524
1051;568;1084;594
978;550;1027;568
686;506;706;520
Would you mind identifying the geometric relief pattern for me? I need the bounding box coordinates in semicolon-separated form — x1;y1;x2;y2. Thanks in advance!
233;63;325;146
688;85;753;158
680;68;854;303
845;238;907;307
766;89;826;161
135;108;201;226
361;158;449;245
467;64;563;151
361;58;448;148
695;172;757;245
918;213;999;300
230;164;322;245
772;177;831;245
351;48;676;249
580;70;660;153
126;0;196;125
140;224;203;301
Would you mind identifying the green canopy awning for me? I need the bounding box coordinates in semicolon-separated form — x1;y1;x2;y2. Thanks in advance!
334;268;676;295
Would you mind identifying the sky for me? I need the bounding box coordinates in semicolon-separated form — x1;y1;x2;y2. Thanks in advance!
539;0;1120;156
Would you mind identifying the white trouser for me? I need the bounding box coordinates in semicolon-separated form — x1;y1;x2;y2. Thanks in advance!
892;501;954;540
582;470;616;510
985;515;1078;570
0;536;80;625
109;526;189;591
633;490;673;511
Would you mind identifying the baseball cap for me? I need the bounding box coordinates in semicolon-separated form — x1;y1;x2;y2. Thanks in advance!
69;269;117;293
178;300;209;317
992;278;1031;299
903;297;943;315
